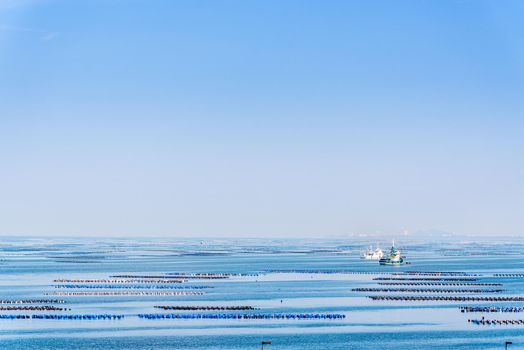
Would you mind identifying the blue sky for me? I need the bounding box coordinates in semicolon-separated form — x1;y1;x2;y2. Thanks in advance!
0;0;523;237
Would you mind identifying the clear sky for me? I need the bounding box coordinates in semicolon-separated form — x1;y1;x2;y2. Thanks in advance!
0;0;523;238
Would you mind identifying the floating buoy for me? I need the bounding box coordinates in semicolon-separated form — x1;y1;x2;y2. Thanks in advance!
353;288;503;294
138;313;345;320
155;306;257;311
47;291;204;296
369;296;524;302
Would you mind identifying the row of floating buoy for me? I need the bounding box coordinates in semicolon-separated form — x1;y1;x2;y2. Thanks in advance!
167;273;257;277
469;318;524;326
47;291;205;296
53;284;210;290
0;314;124;320
460;307;524;313
369;296;524;302
266;270;384;275
111;275;227;280
138;313;346;320
53;279;184;284
0;313;344;321
494;274;524;277
0;306;67;311
353;288;503;294
267;270;480;277
378;282;502;287
392;272;480;277
0;315;32;319
31;314;124;320
374;277;478;282
154;306;258;310
0;299;64;304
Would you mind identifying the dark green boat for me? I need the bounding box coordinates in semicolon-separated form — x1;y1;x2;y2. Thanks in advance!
379;242;404;266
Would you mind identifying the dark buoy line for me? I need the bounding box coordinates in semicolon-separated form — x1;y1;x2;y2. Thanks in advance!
166;273;257;277
0;315;32;319
353;287;503;294
378;282;502;287
53;284;210;290
154;306;258;310
266;270;482;277
393;272;480;277
0;314;124;320
266;270;387;275
138;313;346;320
369;296;524;302
31;314;124;320
494;274;524;277
0;299;65;304
0;313;344;321
47;291;205;296
111;275;228;279
468;318;524;326
53;279;184;284
374;277;478;282
460;307;524;313
0;306;67;311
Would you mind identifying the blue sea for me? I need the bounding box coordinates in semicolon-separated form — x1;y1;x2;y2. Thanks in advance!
1;237;524;349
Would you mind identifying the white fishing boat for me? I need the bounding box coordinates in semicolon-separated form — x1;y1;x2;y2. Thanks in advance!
360;245;384;260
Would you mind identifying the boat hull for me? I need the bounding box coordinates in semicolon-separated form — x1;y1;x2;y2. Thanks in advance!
379;258;404;266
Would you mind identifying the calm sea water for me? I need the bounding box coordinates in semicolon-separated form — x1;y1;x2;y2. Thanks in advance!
1;237;524;349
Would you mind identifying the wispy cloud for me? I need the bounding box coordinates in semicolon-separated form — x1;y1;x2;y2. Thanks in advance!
0;24;58;41
40;31;58;41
